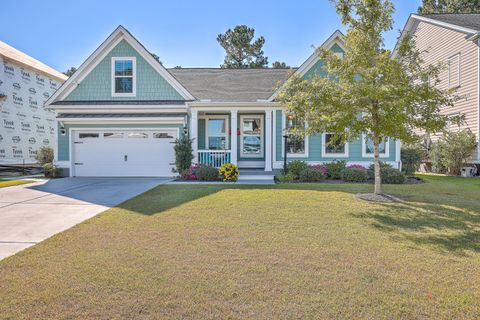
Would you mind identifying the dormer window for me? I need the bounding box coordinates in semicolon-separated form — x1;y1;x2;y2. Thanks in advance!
112;57;136;97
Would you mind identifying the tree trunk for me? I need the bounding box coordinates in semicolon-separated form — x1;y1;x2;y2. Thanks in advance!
373;134;382;195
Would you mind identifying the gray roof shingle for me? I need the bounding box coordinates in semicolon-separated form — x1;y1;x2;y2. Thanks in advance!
421;13;480;32
168;68;294;102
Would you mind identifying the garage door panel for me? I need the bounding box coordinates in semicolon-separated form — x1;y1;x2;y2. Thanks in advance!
72;129;177;177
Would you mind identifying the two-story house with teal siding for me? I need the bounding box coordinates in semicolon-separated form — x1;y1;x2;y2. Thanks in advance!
46;26;400;177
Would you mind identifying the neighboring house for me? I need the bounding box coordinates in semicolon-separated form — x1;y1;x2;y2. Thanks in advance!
0;41;68;165
46;26;400;177
395;13;480;163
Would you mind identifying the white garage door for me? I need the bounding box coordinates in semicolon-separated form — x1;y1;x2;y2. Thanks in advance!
72;129;178;177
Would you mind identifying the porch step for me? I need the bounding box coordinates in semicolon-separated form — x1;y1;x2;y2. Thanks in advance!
237;174;275;181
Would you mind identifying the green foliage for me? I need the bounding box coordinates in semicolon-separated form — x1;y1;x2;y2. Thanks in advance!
272;61;289;69
341;167;368;183
430;142;447;174
418;0;480;13
35;146;54;166
286;160;309;179
63;67;77;77
431;130;477;175
174;135;194;173
217;25;268;68
401;146;423;176
368;163;405;184
277;172;296;183
219;163;239;182
325;160;347;180
299;167;325;182
195;165;220;181
277;0;454;194
42;163;60;178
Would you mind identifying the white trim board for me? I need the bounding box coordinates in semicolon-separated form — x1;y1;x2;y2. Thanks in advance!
46;25;194;106
321;133;349;158
361;134;390;158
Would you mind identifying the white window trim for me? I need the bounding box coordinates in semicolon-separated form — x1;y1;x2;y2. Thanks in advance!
281;114;309;158
240;114;264;158
322;133;349;158
361;133;390;158
202;115;230;150
111;57;137;97
448;53;461;89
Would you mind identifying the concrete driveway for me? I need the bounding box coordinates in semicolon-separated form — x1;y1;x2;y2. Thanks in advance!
0;177;170;260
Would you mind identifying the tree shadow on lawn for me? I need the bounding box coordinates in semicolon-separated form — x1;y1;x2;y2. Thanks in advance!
118;181;480;255
353;200;480;255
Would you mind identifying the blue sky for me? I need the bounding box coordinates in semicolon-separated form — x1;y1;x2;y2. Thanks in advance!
1;0;421;72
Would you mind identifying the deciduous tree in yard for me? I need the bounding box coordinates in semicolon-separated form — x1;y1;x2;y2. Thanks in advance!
418;0;480;13
278;0;456;196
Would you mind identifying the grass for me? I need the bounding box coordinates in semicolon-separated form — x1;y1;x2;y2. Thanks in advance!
0;178;34;188
0;175;479;319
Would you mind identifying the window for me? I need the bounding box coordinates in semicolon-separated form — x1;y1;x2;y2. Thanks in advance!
112;57;136;96
79;133;99;139
240;116;263;157
207;118;228;150
448;53;460;88
322;133;348;157
104;132;124;139
127;132;148;139
284;114;308;157
153;132;174;139
362;134;389;158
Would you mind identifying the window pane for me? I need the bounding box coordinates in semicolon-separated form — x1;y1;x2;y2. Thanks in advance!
242;119;261;135
325;134;345;154
115;60;133;76
287;135;305;154
127;133;148;139
208;136;226;150
104;132;124;138
243;136;261;155
115;77;133;93
153;132;174;139
79;133;99;139
365;137;386;154
208;119;226;136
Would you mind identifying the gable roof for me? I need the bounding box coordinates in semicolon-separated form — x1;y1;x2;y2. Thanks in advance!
267;29;346;101
0;40;67;82
393;13;480;57
46;25;194;106
168;68;293;102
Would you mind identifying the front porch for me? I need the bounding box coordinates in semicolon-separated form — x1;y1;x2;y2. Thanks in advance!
190;107;274;172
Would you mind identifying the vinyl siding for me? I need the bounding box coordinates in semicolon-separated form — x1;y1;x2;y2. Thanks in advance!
412;21;479;160
57;123;183;161
64;40;184;101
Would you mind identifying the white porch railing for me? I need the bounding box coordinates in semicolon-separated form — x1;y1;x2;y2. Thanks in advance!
198;150;231;167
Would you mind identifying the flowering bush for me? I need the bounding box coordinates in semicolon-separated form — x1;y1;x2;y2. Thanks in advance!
219;163;239;182
180;164;201;180
309;164;328;176
346;164;367;172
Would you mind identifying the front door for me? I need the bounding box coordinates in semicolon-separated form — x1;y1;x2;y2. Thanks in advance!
240;115;264;159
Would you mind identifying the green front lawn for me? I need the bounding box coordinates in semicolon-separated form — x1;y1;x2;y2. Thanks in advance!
0;175;479;319
0;179;34;188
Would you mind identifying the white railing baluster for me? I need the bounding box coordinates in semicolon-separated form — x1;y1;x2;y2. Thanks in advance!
197;150;231;168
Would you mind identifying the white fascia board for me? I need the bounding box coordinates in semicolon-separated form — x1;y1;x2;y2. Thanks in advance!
46;26;194;106
47;104;187;110
187;101;280;108
58;117;185;124
268;30;346;102
411;14;478;35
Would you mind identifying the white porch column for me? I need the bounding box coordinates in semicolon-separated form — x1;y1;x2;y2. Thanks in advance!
265;110;273;171
230;110;238;165
190;109;198;163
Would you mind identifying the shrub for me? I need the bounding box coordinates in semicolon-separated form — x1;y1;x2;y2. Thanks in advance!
180;164;201;180
432;130;477;175
430;142;447;174
35;146;54;166
42;163;60;178
195;165;219;181
219;163;239;182
277;172;296;183
325;160;346;179
309;164;328;176
174;135;194;173
341;167;368;182
368;162;405;184
286;160;308;179
345;164;367;172
401;146;423;176
299;167;325;182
